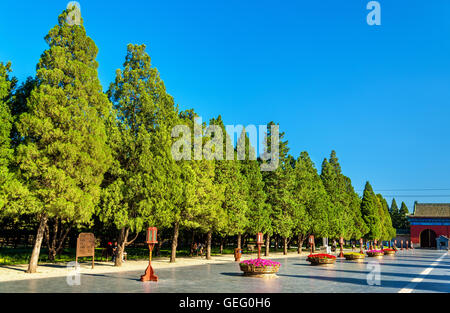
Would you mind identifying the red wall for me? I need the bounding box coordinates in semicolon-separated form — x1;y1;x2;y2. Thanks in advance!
410;225;450;245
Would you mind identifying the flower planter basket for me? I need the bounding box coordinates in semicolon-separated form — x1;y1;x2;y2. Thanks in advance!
344;253;365;261
307;254;336;265
366;250;384;257
239;259;281;277
383;249;396;255
240;264;280;276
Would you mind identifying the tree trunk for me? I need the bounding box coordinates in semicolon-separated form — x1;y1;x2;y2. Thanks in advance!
170;221;179;263
115;227;128;267
265;234;270;256
155;232;162;257
220;238;224;254
189;231;195;256
297;234;304;254
27;213;48;273
237;233;241;249
45;219;58;261
274;236;278;251
283;237;288;255
55;222;72;257
206;231;212;260
45;218;72;261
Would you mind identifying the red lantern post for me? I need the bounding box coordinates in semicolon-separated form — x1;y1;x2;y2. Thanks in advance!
256;233;263;259
406;240;409;250
140;227;158;282
394;240;397;250
339;237;344;258
401;240;404;251
359;238;364;254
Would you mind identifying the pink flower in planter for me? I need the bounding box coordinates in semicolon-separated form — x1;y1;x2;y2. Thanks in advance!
240;258;281;267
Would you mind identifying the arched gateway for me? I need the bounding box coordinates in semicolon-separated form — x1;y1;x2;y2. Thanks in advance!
420;229;437;248
409;203;450;249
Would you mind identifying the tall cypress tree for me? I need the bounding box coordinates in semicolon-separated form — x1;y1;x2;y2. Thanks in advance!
389;198;400;229
209;116;249;249
292;151;330;253
17;9;112;273
262;122;294;255
320;151;364;240
399;202;410;229
237;129;269;236
0;66;32;233
0;62;14;211
377;194;396;240
101;44;181;266
194;120;226;260
360;182;382;241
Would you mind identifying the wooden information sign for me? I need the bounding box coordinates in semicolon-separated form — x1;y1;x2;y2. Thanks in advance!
76;232;95;269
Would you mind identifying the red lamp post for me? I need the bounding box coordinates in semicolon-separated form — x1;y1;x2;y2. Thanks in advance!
359;238;364;254
308;235;315;254
140;227;158;282
256;233;263;259
406;240;409;250
401;240;404;251
339;237;344;258
394;240;397;250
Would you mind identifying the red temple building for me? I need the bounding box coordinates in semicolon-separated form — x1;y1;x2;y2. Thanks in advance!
409;203;450;248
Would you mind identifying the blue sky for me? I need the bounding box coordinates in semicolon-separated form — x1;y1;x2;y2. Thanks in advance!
1;0;450;212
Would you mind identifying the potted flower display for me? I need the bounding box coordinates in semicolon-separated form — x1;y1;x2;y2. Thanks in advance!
307;253;337;265
366;250;384;257
239;258;281;277
383;248;396;255
344;252;365;261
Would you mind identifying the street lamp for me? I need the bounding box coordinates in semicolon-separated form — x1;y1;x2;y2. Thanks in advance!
140;227;158;282
256;233;263;259
401;240;404;251
359;238;364;254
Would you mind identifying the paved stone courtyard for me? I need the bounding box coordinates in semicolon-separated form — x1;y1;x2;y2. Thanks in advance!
0;249;448;293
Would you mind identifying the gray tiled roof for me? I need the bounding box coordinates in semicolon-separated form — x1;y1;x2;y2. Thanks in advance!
412;203;450;217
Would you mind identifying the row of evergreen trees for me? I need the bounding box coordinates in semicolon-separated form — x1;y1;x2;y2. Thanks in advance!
389;199;410;230
0;9;396;273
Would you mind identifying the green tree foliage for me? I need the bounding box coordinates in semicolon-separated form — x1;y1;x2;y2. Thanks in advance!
398;202;410;229
100;44;180;266
320;151;367;240
292;151;331;252
0;62;14;211
193;122;226;260
16;9;112;273
209;116;249;249
10;77;36;148
168;110;222;262
360;182;382;241
389;198;400;229
376;194;396;240
237;129;269;236
262;123;295;254
1;66;33;243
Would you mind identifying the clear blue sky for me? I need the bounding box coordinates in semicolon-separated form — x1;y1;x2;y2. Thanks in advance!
1;0;450;212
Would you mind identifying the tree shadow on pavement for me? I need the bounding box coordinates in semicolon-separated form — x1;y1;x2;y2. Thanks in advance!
277;273;449;292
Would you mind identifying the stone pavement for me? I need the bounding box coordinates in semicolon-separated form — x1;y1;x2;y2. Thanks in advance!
0;249;448;293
